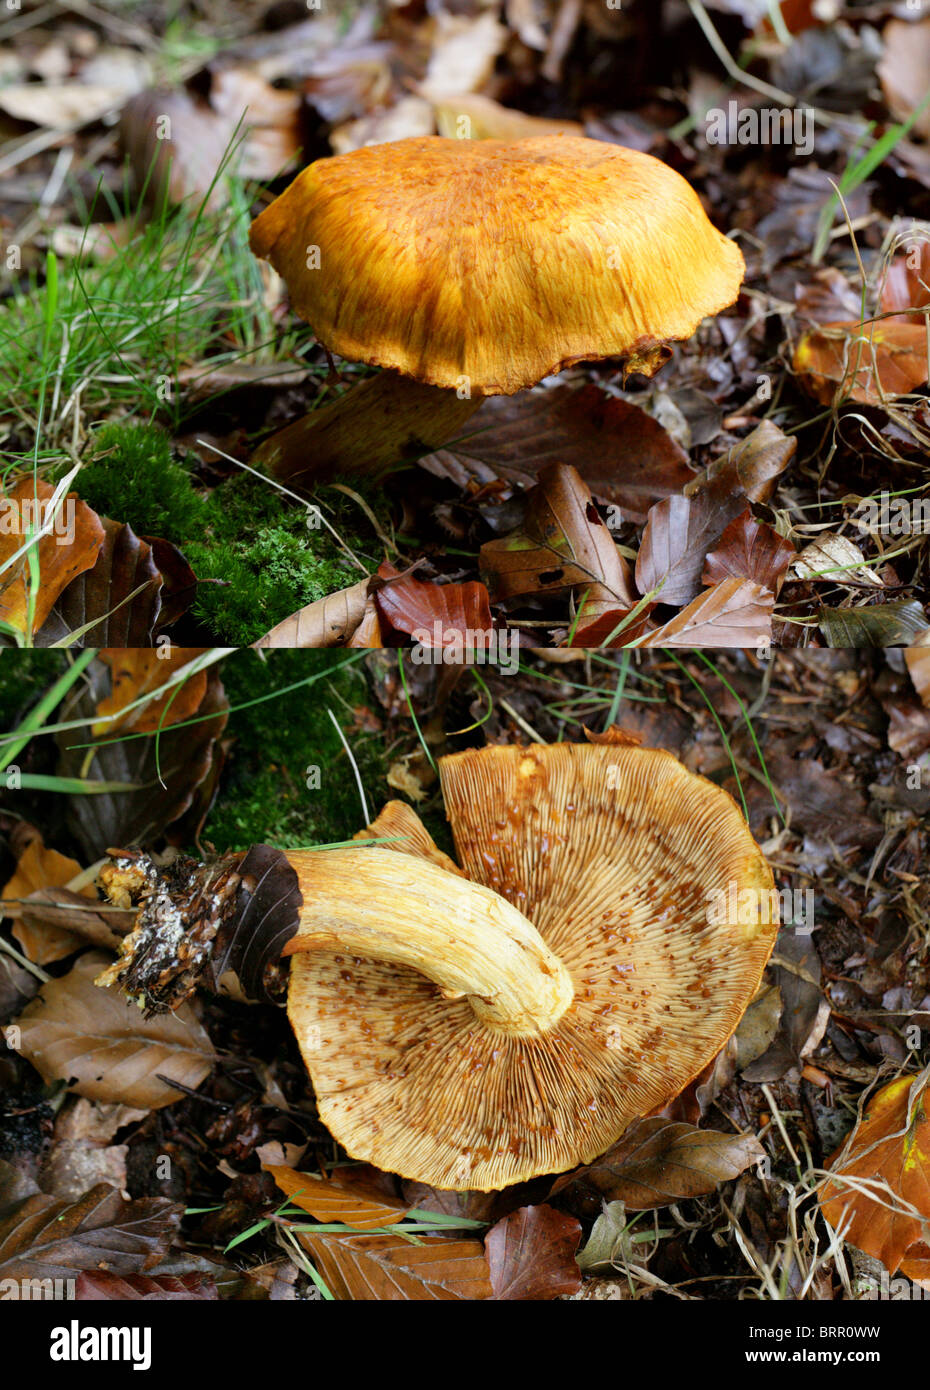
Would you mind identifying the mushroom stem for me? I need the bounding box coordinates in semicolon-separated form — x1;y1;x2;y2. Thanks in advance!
251;372;484;490
283;847;574;1037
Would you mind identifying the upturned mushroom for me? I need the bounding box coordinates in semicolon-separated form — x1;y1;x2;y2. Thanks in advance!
249;135;745;488
98;735;776;1192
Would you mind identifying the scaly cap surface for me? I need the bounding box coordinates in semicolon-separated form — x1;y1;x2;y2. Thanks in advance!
250;135;745;395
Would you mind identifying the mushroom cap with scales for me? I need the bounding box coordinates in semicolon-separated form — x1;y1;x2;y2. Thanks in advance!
285;739;776;1192
249;135;746;396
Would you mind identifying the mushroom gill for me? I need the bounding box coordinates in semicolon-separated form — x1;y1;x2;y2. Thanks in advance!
285;738;777;1191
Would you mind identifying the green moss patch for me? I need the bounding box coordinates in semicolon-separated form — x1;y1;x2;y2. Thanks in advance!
72;421;388;645
202;651;388;853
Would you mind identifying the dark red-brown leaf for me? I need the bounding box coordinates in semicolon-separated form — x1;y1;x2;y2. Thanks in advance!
374;562;493;646
75;1270;217;1299
485;1204;582;1300
702;508;795;593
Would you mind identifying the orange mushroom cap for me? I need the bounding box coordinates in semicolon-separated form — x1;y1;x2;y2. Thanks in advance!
249;135;745;395
285;738;776;1191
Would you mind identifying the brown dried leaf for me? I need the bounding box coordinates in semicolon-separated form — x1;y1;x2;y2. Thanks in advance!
75;1270;217;1299
900;1243;930;1290
432;92;583;140
298;1230;492;1300
36;518;166;647
820;1069;930;1275
252;576;377;649
0;478;104;637
426;385;693;525
630;577;774;648
693;419;797;505
878;19;930;140
7;888;129;956
740;930;823;1083
56;658;228;861
480;462;636;621
905;648;930;708
636;422;795;605
0;1181;181;1283
886;700;930;762
551;1117;764;1215
265;1165;408;1230
485;1204;582;1300
794;320;928;406
702;509;795;594
93;649;209;737
880;240;930;318
2;828;94;964
12;953;215;1109
375;563;493;645
121;73;301;210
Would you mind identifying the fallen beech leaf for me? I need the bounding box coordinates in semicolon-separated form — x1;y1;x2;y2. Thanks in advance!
820;1070;930;1275
141;537;197;632
703;509;795;593
0;1181;181;1283
880;238;930;319
485;1205;582;1300
298;1231;492;1300
794;319;928;406
0;478;104;637
480;463;636;624
93;649;209;737
568;603;655;647
375;562;493;646
252;576;376;649
265;1166;408;1230
791;534;882;587
2;828;95;965
302;39;394;125
906;648;930;708
75;1271;217;1299
433;92;582;140
635;494;718;606
12;952;215;1109
0;83;124;128
630;578;774;648
176;361;311;399
733;985;784;1072
795;266;865;326
818;601;929;648
878;19;930;140
740;931;823;1084
900;1243;930;1290
576;1201;631;1273
762;751;881;852
208;845;301;1005
4;888;129;957
36;519;169;648
636;422;795;605
424;384;693;524
121;74;301;210
551;1117;764;1215
885;699;930;762
207;65;304;180
56;657;228;861
329;96;435;156
0;957;37;1020
418;10;508;104
691;419;797;505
